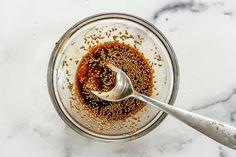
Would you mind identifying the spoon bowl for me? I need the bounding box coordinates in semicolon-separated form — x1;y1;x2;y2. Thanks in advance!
91;64;134;102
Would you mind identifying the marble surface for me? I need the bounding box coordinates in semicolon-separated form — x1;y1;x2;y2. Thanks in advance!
1;0;236;156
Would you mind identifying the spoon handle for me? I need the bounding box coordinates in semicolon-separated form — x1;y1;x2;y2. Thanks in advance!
132;92;236;149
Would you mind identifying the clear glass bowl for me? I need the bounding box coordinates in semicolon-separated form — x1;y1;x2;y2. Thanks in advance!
47;13;179;141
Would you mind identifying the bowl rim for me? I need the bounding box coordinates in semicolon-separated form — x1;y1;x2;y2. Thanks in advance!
47;12;179;142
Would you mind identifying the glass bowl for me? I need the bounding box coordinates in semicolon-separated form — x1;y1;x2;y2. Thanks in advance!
47;13;179;141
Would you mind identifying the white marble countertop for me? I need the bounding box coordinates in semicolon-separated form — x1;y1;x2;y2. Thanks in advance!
1;0;236;156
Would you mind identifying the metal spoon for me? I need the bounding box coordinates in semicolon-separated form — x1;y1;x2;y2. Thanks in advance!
92;64;236;149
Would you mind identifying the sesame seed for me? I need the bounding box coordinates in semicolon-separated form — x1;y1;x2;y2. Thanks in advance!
74;41;154;121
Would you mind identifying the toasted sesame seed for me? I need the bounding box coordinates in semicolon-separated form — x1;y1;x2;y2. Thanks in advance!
74;41;153;121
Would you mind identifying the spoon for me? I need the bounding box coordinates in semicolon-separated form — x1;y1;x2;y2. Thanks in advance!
92;64;236;149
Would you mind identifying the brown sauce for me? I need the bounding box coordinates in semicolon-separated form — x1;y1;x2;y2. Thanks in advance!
75;41;153;121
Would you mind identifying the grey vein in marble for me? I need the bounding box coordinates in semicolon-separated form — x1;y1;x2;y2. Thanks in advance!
169;27;178;33
154;137;194;153
224;12;233;17
231;111;236;122
212;2;224;7
114;143;147;157
153;1;207;20
191;88;236;111
210;2;233;17
219;146;228;157
64;144;72;157
33;126;51;138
